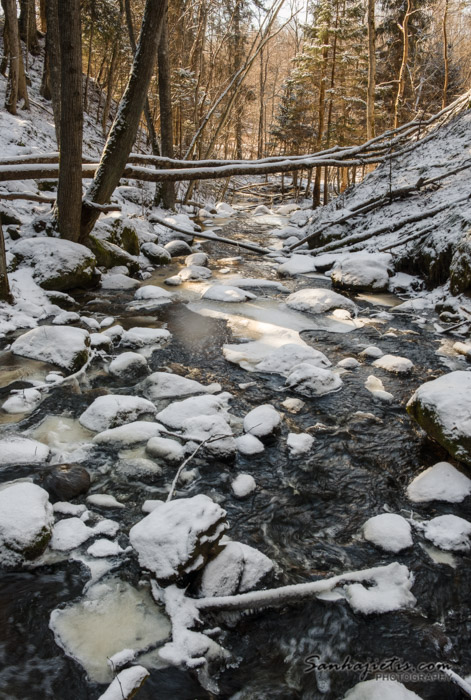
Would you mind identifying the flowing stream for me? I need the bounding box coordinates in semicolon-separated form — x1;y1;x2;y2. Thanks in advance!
0;213;470;700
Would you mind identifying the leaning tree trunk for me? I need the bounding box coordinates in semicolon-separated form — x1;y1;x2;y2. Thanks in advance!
2;0;19;115
157;4;175;210
56;0;83;242
80;0;166;239
0;218;12;302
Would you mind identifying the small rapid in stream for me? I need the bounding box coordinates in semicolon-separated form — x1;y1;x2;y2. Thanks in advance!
0;212;470;700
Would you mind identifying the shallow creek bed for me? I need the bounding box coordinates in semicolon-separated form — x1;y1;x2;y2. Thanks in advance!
0;214;470;700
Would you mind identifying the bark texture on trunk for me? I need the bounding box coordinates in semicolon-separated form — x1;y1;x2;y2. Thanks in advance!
367;0;376;140
2;0;19;114
81;0;166;239
0;218;12;302
157;6;175;210
45;0;61;144
56;0;83;242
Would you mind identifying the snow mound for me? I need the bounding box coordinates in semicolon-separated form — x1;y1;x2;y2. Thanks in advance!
287;432;314;456
202;284;256;302
344;562;416;614
231;474;256;497
146;436;185;462
108;352;148;380
2;387;42;414
365;375;394;402
141;371;221;401
101;273;140;290
372;354;414;374
244;404;281;437
0;483;53;565
11;325;90;373
331;253;393;292
98;666;149;700
120;326;171;348
235;433;265;455
0;436;50;465
343;679;423;699
200;541;272;597
185;252;208;267
407;462;471;503
79;394;156;432
286;288;357;315
134;285;173;300
422;514;471;551
129;494;228;582
179;265;212;282
363;514;413;553
407;371;471;466
156;393;231;430
277;254;317;277
285;363;343;397
215;201;236;216
254;343;331;376
93;421;163;447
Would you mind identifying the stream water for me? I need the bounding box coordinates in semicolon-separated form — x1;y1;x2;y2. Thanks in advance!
0;213;470;700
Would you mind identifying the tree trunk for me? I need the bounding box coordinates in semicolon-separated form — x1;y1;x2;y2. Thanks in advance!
394;0;411;129
80;0;166;239
313;40;329;208
442;0;449;109
84;0;95;112
0;218;12;303
45;0;61;144
2;0;19;115
19;0;40;55
157;5;175;210
56;0;83;242
39;0;46;33
101;42;119;135
366;0;376;140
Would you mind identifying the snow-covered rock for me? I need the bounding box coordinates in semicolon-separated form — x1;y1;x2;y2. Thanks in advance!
406;462;471;503
178;265;212;282
243;404;281;437
185;252;208;267
277;254;317;277
0;483;53;565
287;432;314;456
156;393;231;430
407;371;471;465
286;287;357;315
343;679;423;699
200;541;273;597
50;517;95;551
337;357;360;369
360;345;384;359
120;326;171;349
140;242;171;265
231;474;256;497
87;494;125;509
344;562;415;614
108;352;148;380
285;364;343;397
220;277;288;291
202;284;256;302
97;666;149;700
215;201;236;216
363;514;413;553
90;332;113;350
52;311;81;325
372;354;414;374
12;237;99;291
421;514;471;551
0;436;50;465
93;421;163;447
140;371;221;401
331;252;393;292
146;436;185;462
79;395;156;432
183;413;236;458
2;387;42;414
164;240;192;257
101;273;140;290
87;539;125;558
129;494;228;583
235;433;265;455
275;203;300;216
11;325;90;372
365;375;394;402
134;285;173;301
254;343;331;376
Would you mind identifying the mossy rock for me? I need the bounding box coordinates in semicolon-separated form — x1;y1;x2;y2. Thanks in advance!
450;232;471;295
112;220;140;256
88;235;140;274
0;208;22;226
37;180;57;192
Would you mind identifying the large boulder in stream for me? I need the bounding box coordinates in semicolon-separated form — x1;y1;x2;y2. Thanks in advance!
449;231;471;295
88;236;140;274
0;483;53;566
129;494;228;584
331;252;393;292
11;325;90;373
12;237;100;291
407;371;471;466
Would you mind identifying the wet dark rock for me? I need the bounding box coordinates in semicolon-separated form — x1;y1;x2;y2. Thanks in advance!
6;225;21;240
164;240;193;257
88;235;140;274
141;242;171;265
0;207;22;226
38;463;91;501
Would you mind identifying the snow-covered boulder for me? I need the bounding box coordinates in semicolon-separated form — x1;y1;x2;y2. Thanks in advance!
164;240;192;257
202;285;256;302
40;463;91;501
277;254;317;277
243;404;281;437
156;393;231;430
286;287;357;315
134;285;173;301
285;364;342;397
97;667;149;700
120;326;171;349
12;238;99;291
183;414;236;458
215;201;236;216
185;252;208;267
178;265;212;282
93;421;163;448
89;236;140;274
407;371;471;465
200;541;273;597
2;387;42;414
372;354;414;374
363;514;413;553
343;679;423;699
276;203;300;216
235;433;265;456
145;436;185;462
254;343;331;376
421;514;471;551
101;273;140;290
0;436;50;465
406;461;471;503
140;242;171;265
11;325;90;372
79;395;156;432
108;352;148;381
140;371;221;401
253;204;272;216
331;252;393;292
231;474;256;497
0;483;53;565
129;495;228;583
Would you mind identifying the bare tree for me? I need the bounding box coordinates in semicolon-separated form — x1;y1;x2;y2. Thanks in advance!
157;2;176;210
0;218;12;303
2;0;20;114
367;0;376;140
